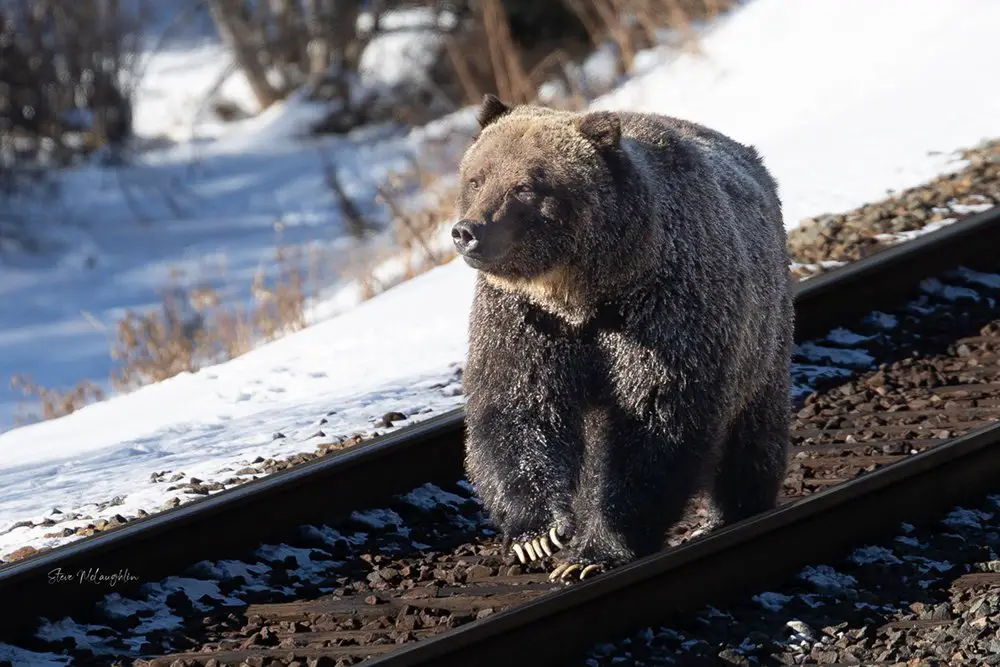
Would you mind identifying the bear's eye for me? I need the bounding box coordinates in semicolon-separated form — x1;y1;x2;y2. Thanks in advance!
512;183;535;199
468;177;482;190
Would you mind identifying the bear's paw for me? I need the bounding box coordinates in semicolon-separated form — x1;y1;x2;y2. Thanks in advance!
510;525;571;564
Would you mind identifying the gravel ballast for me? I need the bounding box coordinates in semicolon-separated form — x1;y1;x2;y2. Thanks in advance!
577;491;1000;666
787;139;999;279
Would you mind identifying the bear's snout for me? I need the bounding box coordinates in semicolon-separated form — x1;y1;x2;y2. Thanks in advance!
451;219;481;256
451;219;513;267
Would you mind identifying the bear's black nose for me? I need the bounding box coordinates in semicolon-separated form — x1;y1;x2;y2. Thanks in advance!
451;220;481;256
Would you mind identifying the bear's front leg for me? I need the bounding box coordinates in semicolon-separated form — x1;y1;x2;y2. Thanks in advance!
464;399;582;565
551;399;714;581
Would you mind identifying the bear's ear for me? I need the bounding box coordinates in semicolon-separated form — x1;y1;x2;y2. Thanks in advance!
577;111;621;151
478;94;512;129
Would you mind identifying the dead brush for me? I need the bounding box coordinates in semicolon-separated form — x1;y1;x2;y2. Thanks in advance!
370;0;733;296
338;181;457;304
111;247;310;392
525;49;590;110
11;246;314;423
342;120;471;301
111;277;201;390
480;0;537;105
375;149;462;282
561;0;730;74
319;147;378;240
247;246;309;342
10;376;105;425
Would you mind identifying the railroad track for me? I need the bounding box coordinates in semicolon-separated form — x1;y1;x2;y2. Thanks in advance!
1;206;999;667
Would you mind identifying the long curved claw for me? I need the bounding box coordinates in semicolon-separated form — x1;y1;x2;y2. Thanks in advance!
549;562;582;581
559;563;582;580
537;537;553;557
512;526;568;564
579;564;602;580
548;562;570;580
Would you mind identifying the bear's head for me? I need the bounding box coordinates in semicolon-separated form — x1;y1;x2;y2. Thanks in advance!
452;95;626;307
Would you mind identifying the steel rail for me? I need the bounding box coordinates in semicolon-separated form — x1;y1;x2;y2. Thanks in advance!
0;205;998;642
367;420;1000;667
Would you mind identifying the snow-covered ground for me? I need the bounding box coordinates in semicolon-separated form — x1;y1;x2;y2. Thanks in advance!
0;10;478;431
3;0;1000;559
0;260;476;557
596;0;1000;227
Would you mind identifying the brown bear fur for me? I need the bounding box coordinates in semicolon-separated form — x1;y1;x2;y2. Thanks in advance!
454;94;793;572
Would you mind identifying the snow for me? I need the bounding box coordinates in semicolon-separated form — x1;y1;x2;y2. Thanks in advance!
785;620;816;641
874;217;959;246
791;364;853;389
949;202;993;216
402;483;481;529
824;328;875;346
794;343;875;369
539;43;624;104
578;44;624;98
358;7;451;92
958;267;1000;290
189;558;270;583
850;545;902;566
35;571;258;659
0;644;69;667
798;564;858;592
36;619;121;655
0;259;475;556
865;312;899;331
904;555;954;575
256;544;326;568
593;0;1000;228
920;277;982;302
403;483;475;512
4;0;1000;557
350;508;408;531
942;508;994;530
0;102;443;431
752;591;792;612
131;43;262;143
302;524;369;547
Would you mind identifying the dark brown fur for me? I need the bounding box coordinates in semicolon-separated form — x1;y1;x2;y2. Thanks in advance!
455;95;793;569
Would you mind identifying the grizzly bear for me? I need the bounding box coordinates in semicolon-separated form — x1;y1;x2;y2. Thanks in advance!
453;94;793;581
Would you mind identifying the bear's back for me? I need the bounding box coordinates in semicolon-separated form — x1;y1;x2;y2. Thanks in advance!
614;111;783;234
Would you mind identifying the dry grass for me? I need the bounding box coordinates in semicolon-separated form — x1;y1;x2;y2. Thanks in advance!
562;0;731;71
319;147;378;240
12;246;315;424
10;376;105;424
334;114;475;303
111;247;311;392
344;156;461;302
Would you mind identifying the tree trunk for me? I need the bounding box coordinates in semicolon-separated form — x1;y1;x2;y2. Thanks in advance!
208;0;281;109
269;0;299;75
302;0;331;90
